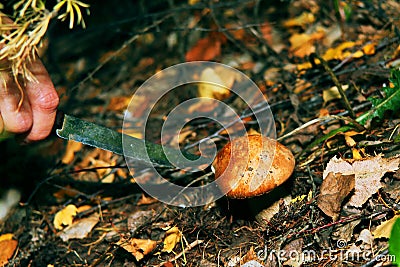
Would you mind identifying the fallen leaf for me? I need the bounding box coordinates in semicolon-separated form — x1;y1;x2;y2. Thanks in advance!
363;43;376;55
61;140;83;164
162;226;181;253
185;33;224;61
117;238;158;261
282;238;304;267
333;218;361;242
198;67;231;100
323;155;400;207
89;157;116;183
53;186;78;202
255;195;292;223
323;41;358;61
373;215;400;239
352;148;363;160
283;12;315;28
59;213;100;242
241;247;262;266
317;172;355;220
54;204;78;230
0;239;18;267
137;194;158;205
322;84;349;103
357;229;374;244
0;234;13;242
289;33;316;58
389;217;400;266
107;96;131;111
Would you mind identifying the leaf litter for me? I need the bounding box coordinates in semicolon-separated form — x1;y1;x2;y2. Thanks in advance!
1;0;400;266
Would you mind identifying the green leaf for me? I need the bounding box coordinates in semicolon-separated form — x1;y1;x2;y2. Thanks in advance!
389;217;400;266
357;69;400;125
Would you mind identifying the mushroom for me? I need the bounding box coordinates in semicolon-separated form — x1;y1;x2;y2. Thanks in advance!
212;135;295;198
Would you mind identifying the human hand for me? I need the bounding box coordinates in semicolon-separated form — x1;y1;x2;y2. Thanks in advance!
0;59;59;142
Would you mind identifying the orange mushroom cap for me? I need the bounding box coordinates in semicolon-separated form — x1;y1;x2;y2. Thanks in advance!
212;135;295;198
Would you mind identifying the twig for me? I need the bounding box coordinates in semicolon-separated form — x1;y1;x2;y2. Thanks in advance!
359;248;391;267
277;115;364;142
310;53;356;119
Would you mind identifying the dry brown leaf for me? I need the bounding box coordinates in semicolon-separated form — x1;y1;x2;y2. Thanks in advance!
0;239;17;267
53;185;78;202
117;238;158;261
185;33;224;61
137;194;158;205
61;140;83;164
107;96;131;111
282;238;304;267
255;195;292;223
59;213;100;242
332;218;361;242
162;226;182;253
53;204;78;230
241;247;262;265
317;172;355;220
372;215;400;239
323;155;400;207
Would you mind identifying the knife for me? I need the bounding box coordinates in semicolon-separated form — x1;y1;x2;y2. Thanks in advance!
55;111;202;169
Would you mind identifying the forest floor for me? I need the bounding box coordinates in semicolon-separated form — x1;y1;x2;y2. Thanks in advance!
1;0;400;266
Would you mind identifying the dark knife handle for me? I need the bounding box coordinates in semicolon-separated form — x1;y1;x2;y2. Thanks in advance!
52;110;65;135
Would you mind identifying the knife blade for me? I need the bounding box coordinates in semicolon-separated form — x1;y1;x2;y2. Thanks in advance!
55;111;202;169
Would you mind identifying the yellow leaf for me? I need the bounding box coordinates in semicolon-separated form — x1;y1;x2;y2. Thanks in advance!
283;12;315;27
53;204;78;230
322;84;349;102
296;62;312;70
323;41;356;61
117;238;158;261
89;157;116;183
344;135;356;147
198;68;230;100
0;234;13;242
61;140;83;164
352;50;364;58
373;215;400;238
289;33;315;57
188;0;200;4
352;148;363;160
363;43;376;55
162;226;182;253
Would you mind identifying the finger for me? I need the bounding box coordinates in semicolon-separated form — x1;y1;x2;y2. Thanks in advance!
24;59;59;141
0;71;33;133
0;112;4;134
